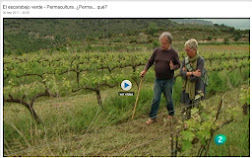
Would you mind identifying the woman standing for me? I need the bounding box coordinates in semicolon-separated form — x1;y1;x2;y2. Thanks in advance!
180;39;206;121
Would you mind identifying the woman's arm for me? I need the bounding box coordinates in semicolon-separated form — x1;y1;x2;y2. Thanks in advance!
180;59;187;79
189;57;205;81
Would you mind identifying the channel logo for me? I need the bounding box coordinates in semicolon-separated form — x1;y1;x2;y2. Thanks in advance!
214;134;227;145
121;80;132;91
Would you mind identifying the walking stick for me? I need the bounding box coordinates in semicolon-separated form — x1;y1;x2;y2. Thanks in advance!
131;76;143;120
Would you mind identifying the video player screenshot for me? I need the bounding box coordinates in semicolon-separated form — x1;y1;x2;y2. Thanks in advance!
1;0;251;157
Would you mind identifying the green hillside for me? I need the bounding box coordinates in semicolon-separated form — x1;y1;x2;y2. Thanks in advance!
4;19;249;55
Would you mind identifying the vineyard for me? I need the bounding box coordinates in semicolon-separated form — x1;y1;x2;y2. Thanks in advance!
3;44;250;156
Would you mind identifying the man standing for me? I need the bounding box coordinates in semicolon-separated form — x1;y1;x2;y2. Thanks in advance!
140;32;180;125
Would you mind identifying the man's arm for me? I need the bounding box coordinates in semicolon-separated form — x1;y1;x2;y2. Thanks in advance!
140;49;156;77
144;50;156;71
172;52;181;70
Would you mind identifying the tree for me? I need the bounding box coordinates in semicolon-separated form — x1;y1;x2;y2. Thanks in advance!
147;23;158;36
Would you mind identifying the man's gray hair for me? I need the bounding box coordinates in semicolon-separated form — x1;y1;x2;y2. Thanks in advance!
185;39;198;50
159;32;173;44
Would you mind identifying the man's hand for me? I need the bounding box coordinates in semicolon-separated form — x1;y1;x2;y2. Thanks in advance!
169;60;174;70
140;70;146;77
193;69;201;77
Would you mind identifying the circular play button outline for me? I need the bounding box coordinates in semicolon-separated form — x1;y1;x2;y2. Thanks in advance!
121;80;132;91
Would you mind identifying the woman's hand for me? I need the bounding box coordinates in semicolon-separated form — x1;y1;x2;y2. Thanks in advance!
193;69;201;77
186;71;192;77
186;69;201;77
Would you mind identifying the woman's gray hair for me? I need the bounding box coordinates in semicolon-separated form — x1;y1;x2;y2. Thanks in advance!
185;39;198;50
159;32;173;44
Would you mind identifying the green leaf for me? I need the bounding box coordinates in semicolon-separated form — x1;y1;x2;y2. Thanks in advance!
185;119;197;128
199;121;212;131
197;130;211;140
182;140;192;152
181;131;195;141
191;108;199;115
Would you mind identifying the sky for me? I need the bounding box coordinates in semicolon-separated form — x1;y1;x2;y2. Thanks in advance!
203;19;250;30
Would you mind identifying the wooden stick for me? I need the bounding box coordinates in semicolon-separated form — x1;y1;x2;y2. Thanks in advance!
131;77;143;120
170;119;174;156
175;130;178;156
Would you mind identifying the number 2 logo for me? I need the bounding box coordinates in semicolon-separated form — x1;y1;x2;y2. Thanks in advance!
218;136;223;143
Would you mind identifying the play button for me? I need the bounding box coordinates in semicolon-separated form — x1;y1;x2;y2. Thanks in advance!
125;83;129;88
121;80;132;91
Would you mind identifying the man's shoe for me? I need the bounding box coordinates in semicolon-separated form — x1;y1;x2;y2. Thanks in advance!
145;118;157;125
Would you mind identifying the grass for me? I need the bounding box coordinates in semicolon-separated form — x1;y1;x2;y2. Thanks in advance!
4;85;249;156
3;81;154;148
207;90;250;156
208;113;249;156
